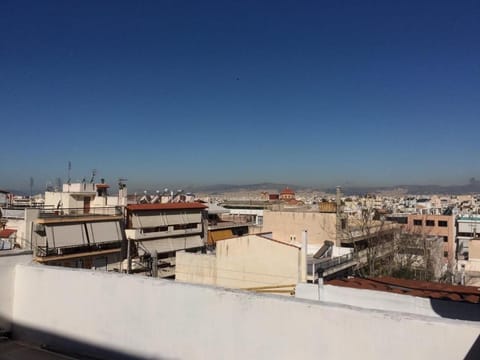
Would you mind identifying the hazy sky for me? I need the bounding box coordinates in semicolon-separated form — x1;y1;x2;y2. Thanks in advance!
1;0;479;191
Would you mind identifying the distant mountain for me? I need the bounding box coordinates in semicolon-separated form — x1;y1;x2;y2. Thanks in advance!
191;182;303;194
188;181;480;195
328;181;480;196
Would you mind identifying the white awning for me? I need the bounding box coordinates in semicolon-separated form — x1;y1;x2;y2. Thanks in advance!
46;224;88;248
137;235;203;255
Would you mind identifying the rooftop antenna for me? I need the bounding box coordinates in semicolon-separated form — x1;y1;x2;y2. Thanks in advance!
90;169;97;183
118;178;128;189
29;177;34;197
67;161;71;185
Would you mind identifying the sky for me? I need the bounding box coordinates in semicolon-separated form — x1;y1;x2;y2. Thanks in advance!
1;0;479;191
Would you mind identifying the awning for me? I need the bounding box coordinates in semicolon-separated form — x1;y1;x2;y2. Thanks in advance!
208;229;234;244
136;235;204;255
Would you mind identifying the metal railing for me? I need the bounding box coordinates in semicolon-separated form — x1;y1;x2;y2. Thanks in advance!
307;253;355;276
39;206;123;217
208;221;256;230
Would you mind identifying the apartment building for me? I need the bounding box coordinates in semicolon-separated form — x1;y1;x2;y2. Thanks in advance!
31;210;125;270
124;202;207;257
406;214;456;264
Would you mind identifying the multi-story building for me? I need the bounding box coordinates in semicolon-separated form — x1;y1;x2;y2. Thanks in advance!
406;214;456;265
44;180;128;215
124;202;207;276
31;208;125;270
456;215;480;261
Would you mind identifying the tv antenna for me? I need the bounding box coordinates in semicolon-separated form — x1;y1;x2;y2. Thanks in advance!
118;178;128;189
90;169;97;183
67;161;72;185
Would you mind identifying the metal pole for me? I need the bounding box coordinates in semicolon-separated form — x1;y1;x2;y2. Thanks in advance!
301;230;308;283
152;250;158;278
126;237;131;274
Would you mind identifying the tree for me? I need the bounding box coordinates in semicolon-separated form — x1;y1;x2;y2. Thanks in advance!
340;207;398;277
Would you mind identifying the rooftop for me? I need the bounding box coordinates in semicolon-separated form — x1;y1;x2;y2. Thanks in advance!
0;229;17;238
126;202;207;211
327;277;480;304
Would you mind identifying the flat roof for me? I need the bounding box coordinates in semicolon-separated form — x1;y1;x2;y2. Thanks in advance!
0;340;74;360
327;276;480;304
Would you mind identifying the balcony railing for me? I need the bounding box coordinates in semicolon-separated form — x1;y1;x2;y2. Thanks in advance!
307;253;355;276
36;240;122;257
39;206;123;218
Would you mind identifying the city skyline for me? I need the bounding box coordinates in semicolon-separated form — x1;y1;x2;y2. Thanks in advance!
1;1;479;190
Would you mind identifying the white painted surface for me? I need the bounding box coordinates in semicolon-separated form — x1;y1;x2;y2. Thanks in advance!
176;234;302;289
0;251;32;332
11;264;480;360
262;211;337;245
296;283;480;321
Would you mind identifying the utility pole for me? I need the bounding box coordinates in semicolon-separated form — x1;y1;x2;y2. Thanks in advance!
152;251;158;278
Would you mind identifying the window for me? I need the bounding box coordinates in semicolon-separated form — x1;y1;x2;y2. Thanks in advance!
173;223;198;230
143;226;168;233
438;220;448;227
426;220;435;226
443;251;449;258
443;236;448;243
413;219;422;226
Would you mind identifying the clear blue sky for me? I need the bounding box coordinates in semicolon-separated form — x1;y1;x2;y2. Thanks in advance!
1;0;479;191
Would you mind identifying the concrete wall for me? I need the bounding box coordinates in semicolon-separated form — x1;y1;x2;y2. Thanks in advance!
10;264;480;360
215;235;300;288
0;251;32;332
176;251;217;285
296;283;480;321
262;211;336;245
470;240;480;261
176;235;301;289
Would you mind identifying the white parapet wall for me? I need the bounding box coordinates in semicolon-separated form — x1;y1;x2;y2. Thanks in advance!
9;264;480;360
0;251;33;333
296;283;480;321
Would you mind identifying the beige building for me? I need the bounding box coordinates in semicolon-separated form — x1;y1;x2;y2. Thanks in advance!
463;239;480;286
32;212;125;270
124;202;207;256
261;210;337;246
176;234;306;290
406;214;456;264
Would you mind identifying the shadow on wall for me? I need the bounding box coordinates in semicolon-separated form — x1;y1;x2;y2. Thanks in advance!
430;299;480;322
0;315;167;360
465;335;480;360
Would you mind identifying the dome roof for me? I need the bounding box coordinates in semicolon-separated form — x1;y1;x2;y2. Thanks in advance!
280;187;295;195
